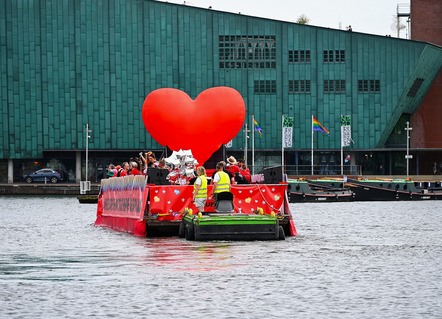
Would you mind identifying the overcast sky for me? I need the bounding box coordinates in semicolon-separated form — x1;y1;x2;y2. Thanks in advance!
162;0;411;38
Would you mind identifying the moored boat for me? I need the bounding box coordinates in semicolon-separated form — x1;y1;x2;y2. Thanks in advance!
77;194;99;204
346;178;442;201
287;179;354;203
308;178;345;189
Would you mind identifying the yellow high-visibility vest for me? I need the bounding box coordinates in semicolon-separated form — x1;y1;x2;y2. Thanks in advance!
214;171;230;193
194;175;207;198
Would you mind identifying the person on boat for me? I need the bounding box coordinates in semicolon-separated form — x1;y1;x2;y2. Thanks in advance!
226;156;240;175
107;164;115;177
118;162;129;177
112;165;121;177
144;151;158;167
107;170;115;178
137;152;150;172
227;156;241;184
239;163;251;183
158;158;169;171
210;161;231;203
129;161;141;175
192;166;208;213
211;161;234;185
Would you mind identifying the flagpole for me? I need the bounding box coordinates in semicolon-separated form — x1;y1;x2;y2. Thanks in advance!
341;114;343;176
252;114;255;175
311;114;314;175
244;123;248;164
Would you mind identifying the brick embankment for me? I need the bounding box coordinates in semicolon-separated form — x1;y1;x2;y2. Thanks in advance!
0;183;101;196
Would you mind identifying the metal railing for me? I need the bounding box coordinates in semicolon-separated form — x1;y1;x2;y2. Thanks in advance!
251;164;362;176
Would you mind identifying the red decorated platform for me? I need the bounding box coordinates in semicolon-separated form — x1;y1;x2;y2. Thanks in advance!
95;176;297;237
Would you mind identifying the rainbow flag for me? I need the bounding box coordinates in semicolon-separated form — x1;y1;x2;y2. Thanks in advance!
254;118;263;140
312;116;330;135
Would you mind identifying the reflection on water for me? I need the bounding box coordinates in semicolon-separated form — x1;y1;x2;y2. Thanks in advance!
0;197;441;318
139;238;237;272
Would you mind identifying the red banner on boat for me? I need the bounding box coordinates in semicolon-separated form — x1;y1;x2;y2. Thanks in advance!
101;188;148;220
231;184;286;214
149;184;287;221
149;185;193;220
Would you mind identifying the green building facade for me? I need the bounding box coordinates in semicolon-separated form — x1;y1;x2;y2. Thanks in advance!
1;0;441;182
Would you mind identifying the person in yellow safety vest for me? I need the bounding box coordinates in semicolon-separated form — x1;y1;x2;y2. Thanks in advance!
192;166;208;212
210;161;231;203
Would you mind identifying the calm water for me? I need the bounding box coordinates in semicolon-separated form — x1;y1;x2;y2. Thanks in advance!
0;197;441;318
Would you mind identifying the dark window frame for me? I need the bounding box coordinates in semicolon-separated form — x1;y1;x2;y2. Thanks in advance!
323;49;345;63
324;80;346;93
254;80;277;94
220;35;276;69
358;79;380;93
289;80;311;93
289;50;311;64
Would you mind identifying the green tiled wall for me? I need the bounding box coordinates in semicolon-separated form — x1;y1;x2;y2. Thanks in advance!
0;0;430;159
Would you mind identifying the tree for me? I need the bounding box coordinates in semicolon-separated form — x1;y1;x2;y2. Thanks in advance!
296;14;310;25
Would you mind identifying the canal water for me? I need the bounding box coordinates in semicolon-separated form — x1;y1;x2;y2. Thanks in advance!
0;197;441;318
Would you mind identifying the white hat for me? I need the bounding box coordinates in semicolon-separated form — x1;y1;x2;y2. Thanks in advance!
227;156;237;165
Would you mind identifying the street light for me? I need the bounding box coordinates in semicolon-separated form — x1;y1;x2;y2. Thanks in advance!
404;121;413;177
81;124;92;194
243;123;250;164
85;123;92;182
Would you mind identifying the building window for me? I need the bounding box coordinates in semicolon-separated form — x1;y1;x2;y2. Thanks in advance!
323;50;345;63
407;78;424;97
324;80;346;93
289;50;311;63
219;35;276;69
358;80;380;93
289;80;311;93
254;80;276;94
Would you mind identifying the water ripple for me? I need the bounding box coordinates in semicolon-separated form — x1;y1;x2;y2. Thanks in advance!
0;197;441;318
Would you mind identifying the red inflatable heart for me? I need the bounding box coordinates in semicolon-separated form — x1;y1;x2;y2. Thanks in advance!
142;87;246;165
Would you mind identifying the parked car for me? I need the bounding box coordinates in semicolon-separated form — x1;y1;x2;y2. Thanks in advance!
23;169;63;184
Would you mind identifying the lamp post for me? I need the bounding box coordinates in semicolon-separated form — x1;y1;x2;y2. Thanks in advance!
85;124;92;182
404;121;413;177
243;124;250;164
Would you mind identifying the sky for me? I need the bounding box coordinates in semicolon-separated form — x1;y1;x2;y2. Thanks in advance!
162;0;411;38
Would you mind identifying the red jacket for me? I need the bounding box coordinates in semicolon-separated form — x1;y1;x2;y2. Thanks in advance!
240;169;251;182
129;168;141;175
226;165;240;175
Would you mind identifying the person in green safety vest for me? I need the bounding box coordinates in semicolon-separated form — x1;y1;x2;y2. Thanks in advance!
210;161;231;203
192;166;208;212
